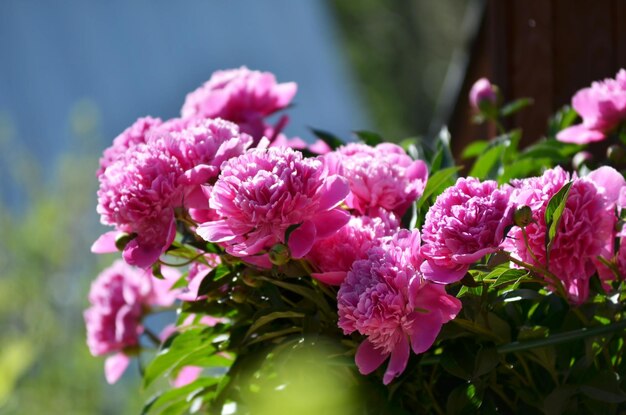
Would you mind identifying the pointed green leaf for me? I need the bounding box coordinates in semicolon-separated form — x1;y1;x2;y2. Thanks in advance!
544;181;573;259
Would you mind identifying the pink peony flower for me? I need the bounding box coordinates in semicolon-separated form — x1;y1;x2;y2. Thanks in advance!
181;67;297;140
196;147;350;264
307;213;399;285
177;254;222;301
557;69;626;144
338;230;461;385
84;260;178;383
97;116;163;176
94;118;252;268
95;140;184;268
421;177;514;284
325;143;428;217
469;78;497;110
505;166;622;303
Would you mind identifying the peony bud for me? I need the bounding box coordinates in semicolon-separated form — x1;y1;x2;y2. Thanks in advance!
115;232;136;251
572;151;593;170
269;243;291;266
607;145;626;165
513;205;533;228
469;78;497;111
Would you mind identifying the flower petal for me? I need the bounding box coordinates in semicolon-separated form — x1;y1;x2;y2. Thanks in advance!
409;311;444;354
196;220;237;243
556;124;606;144
311;209;350;239
104;352;131;384
420;260;468;284
311;271;347;286
355;339;388;375
91;231;120;254
318;175;350;211
383;336;410;385
288;220;316;258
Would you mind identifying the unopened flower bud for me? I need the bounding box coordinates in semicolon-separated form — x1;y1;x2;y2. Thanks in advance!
230;286;248;304
513;205;533;228
607;145;626;165
241;269;263;288
469;78;498;112
115;232;136;250
269;243;290;266
572;151;593;170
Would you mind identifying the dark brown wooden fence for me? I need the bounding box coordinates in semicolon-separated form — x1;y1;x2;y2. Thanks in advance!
448;0;626;159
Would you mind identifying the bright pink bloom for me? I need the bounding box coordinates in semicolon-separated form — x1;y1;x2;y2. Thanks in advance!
307;214;399;285
181;67;297;140
96;140;184;268
84;261;178;383
469;78;497;110
326;143;428;217
270;133;332;155
196;147;350;263
557;69;626;144
505;166;621;303
338;230;461;385
97;116;163;176
421;178;514;283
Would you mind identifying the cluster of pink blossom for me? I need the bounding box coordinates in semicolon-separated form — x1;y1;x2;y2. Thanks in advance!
84;260;178;383
505;166;625;303
87;67;626;389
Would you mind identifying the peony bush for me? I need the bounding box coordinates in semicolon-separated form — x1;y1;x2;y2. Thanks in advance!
85;67;626;414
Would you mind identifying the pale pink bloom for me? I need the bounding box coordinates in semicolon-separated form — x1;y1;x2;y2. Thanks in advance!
197;147;350;263
557;69;626;144
505;166;621;303
338;230;461;385
307;213;399;285
84;261;178;383
326;143;428;217
421;178;514;283
95;140;184;268
469;78;497;110
181;67;297;140
97;116;163;176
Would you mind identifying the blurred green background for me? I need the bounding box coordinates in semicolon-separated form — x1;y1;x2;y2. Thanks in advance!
0;1;469;413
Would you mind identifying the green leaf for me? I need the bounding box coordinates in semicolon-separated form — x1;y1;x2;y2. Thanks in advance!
544;181;573;260
500;97;533;117
446;383;482;414
353;130;383;146
244;311;305;339
143;329;217;388
416;166;461;209
309;128;344;150
143;378;218;415
259;277;333;316
462;141;489;159
468;143;504;179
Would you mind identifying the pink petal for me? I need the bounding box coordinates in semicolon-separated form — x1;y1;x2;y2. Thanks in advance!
586;166;626;205
196;220;236;243
318;175;350;211
104;353;131;384
242;253;273;269
355;339;388;375
308;139;332;155
409;311;444;354
311;271;347;286
556;124;605;144
179;165;219;186
184;186;210;209
173;366;203;388
311;209;350;239
420;260;468;284
274;82;298;107
288;220;316;258
383;336;410;385
91;231;120;254
123;239;162;269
